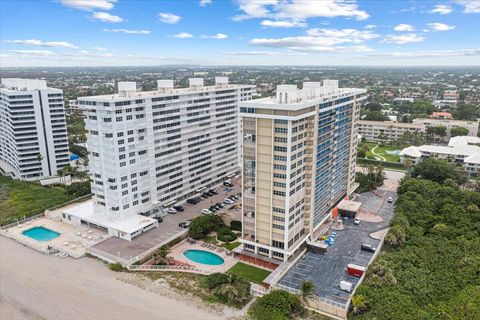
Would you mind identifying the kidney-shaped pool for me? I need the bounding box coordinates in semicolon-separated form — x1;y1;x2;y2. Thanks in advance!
183;249;225;266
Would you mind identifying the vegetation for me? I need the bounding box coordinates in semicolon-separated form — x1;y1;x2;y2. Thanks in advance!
221;241;241;250
202;273;251;307
355;165;385;193
108;262;124;272
300;281;315;300
426;125;447;142
249;290;305;320
351;165;480;319
363;111;389;122
228;262;271;285
230;220;242;231
217;226;238;242
66;113;87;145
394;130;425;146
358;142;401;162
65;180;91;198
188;215;224;239
450;126;469;137
453;103;479;121
411;158;467;185
0;176;76;226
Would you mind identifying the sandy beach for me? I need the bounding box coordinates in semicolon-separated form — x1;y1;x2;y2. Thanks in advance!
0;237;223;320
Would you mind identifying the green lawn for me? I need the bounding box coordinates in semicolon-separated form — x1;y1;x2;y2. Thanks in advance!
227;262;271;284
221;241;241;250
0;176;75;226
202;235;218;244
364;142;401;162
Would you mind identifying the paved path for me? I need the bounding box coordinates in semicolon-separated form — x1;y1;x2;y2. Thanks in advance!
0;237;222;320
371;144;386;161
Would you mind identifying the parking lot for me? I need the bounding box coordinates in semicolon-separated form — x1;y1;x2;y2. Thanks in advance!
92;180;242;262
277;175;399;306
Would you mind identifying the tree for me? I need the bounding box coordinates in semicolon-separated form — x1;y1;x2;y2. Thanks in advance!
351;294;368;315
249;290;304;320
300;281;315;300
453;103;479;121
411;158;467;185
376;132;389;146
363;111;389;121
188;215;224;239
450;127;469;137
215;276;251;306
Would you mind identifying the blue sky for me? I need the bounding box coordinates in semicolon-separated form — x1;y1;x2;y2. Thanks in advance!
1;0;479;66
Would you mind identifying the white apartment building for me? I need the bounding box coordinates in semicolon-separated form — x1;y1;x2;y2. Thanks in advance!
400;136;480;175
0;78;69;180
238;80;366;263
358;120;425;143
413;118;479;138
65;77;254;240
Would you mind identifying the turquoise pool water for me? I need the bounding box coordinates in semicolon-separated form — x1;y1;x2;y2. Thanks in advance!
22;226;60;241
183;249;225;265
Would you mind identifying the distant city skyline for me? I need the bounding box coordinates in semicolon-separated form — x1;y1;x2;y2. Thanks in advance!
1;0;479;67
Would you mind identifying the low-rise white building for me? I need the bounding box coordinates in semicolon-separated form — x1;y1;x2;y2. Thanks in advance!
358;120;425;143
400;136;480;175
413;118;479;138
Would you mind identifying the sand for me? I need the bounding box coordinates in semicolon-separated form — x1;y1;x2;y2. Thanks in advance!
0;237;223;320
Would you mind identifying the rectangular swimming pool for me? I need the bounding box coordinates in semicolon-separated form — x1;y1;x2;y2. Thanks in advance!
22;226;60;241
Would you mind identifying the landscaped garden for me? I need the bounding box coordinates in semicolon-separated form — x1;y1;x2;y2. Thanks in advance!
188;214;242;250
360;142;402;162
228;262;271;284
0;176;80;226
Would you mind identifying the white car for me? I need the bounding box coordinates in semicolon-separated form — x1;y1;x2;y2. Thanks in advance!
201;209;212;214
354;218;361;225
387;197;393;203
224;198;234;204
166;208;177;214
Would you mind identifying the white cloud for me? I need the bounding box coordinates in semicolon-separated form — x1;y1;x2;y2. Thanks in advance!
223;51;308;56
430;5;453;15
455;0;480;13
394;24;414;32
306;28;379;42
427;22;456;31
103;29;151;34
173;32;194;38
6;39;78;49
383;33;424;44
158;12;181;24
200;0;212;6
370;48;480;58
202;33;228;39
234;0;369;21
91;12;123;23
93;47;107;51
364;24;377;29
58;0;116;11
260;20;306;28
10;50;56;56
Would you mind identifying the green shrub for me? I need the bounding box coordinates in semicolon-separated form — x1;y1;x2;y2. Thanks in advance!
188;215;224;239
108;262;123;272
249;290;304;320
230;220;242;231
217;226;237;242
65;181;91;197
203;273;230;290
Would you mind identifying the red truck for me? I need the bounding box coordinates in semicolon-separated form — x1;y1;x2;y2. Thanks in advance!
346;264;366;277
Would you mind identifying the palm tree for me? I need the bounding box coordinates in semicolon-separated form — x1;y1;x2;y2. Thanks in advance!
215;282;249;305
351;294;368;315
300;281;315;300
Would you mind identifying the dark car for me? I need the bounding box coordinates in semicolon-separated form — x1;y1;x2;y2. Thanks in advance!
223;181;233;187
361;244;376;253
202;192;210;198
155;217;163;223
173;205;184;212
187;198;200;204
209;206;218;212
209;189;218;195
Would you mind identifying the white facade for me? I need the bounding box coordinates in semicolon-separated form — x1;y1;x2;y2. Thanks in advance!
0;78;69;180
79;77;254;222
413;118;479;138
358;120;425;143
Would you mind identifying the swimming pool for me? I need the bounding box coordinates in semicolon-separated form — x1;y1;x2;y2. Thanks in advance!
183;249;225;266
22;226;60;241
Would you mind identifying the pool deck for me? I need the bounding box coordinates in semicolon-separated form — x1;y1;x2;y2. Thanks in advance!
167;239;238;273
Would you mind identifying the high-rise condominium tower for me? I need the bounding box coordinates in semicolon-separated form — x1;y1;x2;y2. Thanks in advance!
0;78;69;180
239;81;366;263
79;77;254;221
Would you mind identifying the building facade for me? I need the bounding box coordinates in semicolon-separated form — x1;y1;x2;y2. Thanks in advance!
358;120;425;143
239;81;366;262
413;118;479;138
79;77;254;221
0;78;69;180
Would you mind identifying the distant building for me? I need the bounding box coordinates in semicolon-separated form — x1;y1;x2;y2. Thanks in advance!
429;112;452;120
413;118;479;138
238;80;366;263
393;97;414;103
400;136;480;175
68;99;87;118
358;120;425;143
0;78;69;180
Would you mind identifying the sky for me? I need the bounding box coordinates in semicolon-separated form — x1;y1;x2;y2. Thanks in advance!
0;0;479;67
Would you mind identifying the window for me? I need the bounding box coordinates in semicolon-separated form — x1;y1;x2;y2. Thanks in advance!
126;115;133;120
117;132;124;137
103;118;111;122
116;117;122;122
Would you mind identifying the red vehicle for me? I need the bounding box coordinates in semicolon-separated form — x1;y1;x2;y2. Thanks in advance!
346;264;366;277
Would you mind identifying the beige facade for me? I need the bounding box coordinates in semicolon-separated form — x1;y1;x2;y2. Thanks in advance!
239;81;366;262
413;118;479;138
358;120;425;143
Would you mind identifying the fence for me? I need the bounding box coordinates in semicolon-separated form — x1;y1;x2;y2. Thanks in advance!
250;284;270;297
128;264;213;275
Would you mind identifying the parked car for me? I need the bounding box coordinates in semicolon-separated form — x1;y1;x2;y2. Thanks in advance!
387;196;393;203
214;204;222;210
223;181;233;187
179;220;191;228
187;198;200;205
209;206;217;212
166;208;177;214
201;208;212;215
216;202;224;208
361;244;377;253
155;217;163;223
339;280;353;293
354;218;361;225
209;189;218;195
346;263;365;277
224;198;234;204
173;205;184;212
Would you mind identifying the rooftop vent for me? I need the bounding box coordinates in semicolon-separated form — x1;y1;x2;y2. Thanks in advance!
215;77;229;88
157;80;174;92
118;82;137;97
189;78;204;90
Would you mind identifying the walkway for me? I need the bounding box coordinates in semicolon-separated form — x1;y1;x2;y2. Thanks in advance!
371;145;386;161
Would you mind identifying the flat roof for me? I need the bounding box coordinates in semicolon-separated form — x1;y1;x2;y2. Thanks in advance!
63;201;157;234
337;199;362;213
358;120;424;129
